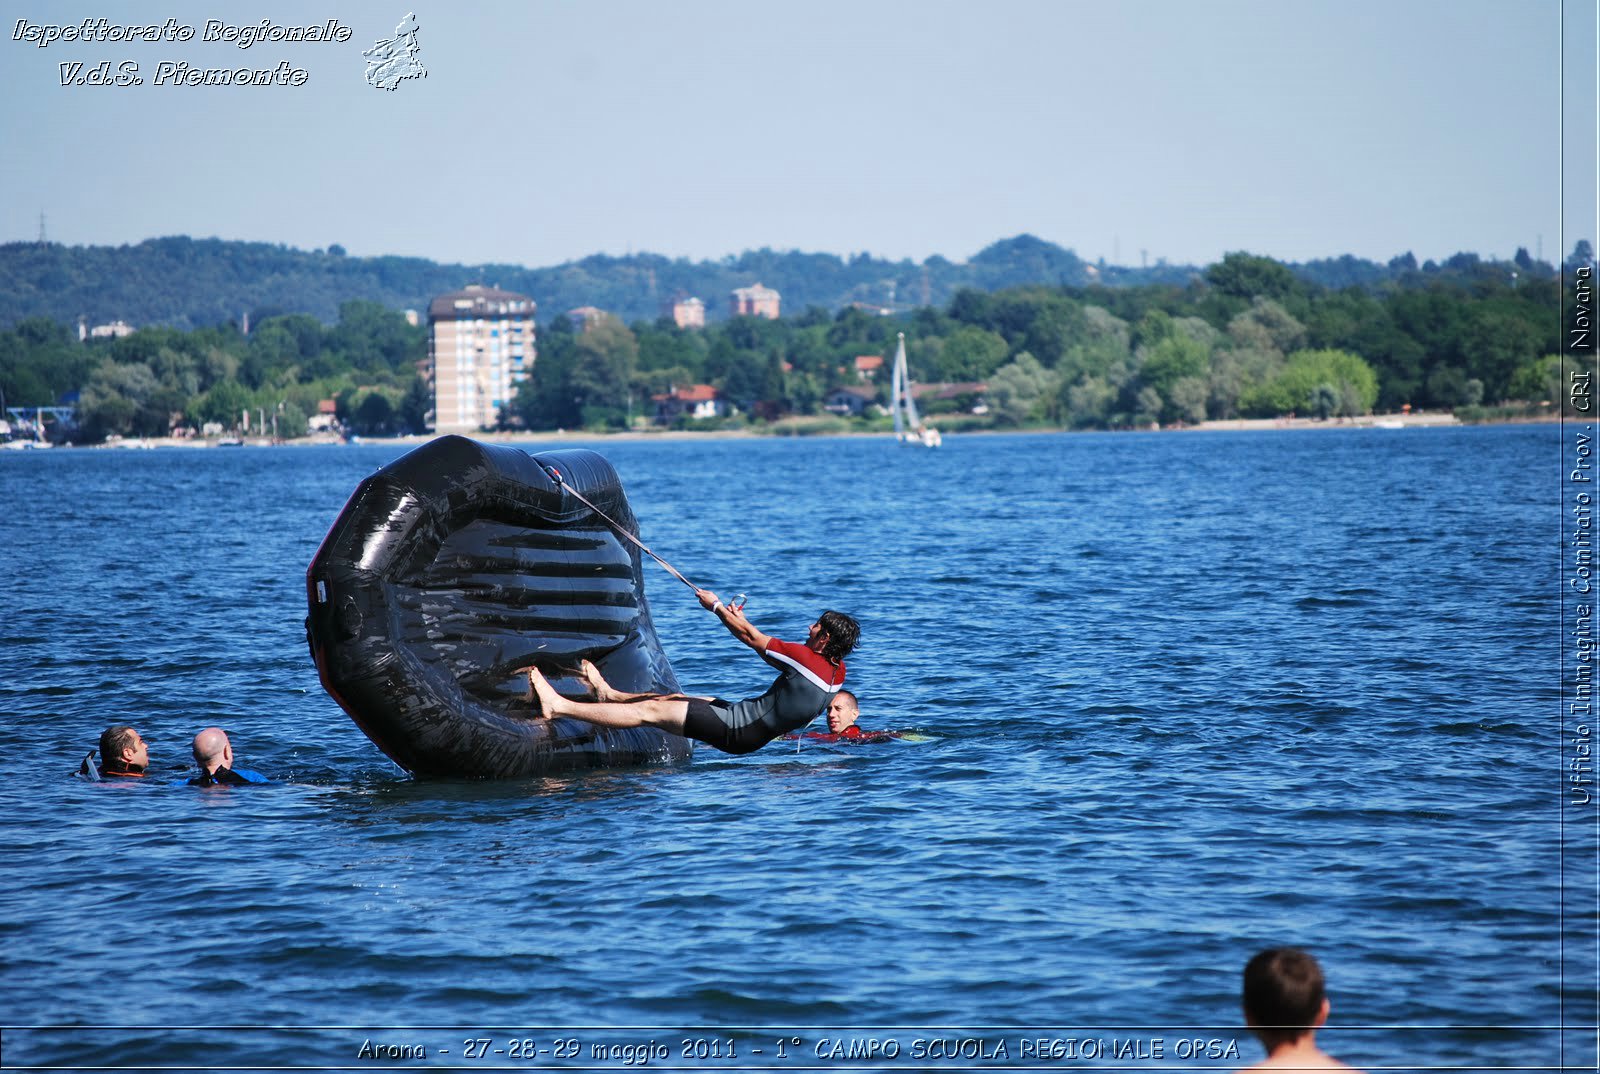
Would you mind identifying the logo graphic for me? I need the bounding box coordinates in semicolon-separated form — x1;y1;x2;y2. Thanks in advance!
363;12;425;91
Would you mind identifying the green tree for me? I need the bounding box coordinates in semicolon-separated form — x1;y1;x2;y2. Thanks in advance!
635;321;709;380
1228;298;1305;355
1080;305;1131;351
720;355;765;411
785;370;824;415
1058;338;1130;388
1240;348;1379;417
1168;376;1210;424
349;389;400;435
399;376;432;433
1064;376;1117;428
513;318;579;430
243;321;297;387
197;379;252;428
1138;334;1210;395
1130;309;1175;351
1131;385;1164;427
1206;252;1302;303
987;352;1058;424
271;401;306;439
1507;354;1563;404
0;318;93;409
1425;367;1481;407
1206;347;1273;420
77;359;169;440
1466;308;1542;402
1016;292;1088;367
936;325;1010;381
569;316;639;417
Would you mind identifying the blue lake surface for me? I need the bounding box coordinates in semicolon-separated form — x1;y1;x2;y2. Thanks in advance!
0;425;1583;1071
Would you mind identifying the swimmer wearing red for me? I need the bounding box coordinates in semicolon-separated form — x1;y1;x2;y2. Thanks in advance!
524;591;860;756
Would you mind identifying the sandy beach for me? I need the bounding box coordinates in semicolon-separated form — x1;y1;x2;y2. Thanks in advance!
55;408;1519;451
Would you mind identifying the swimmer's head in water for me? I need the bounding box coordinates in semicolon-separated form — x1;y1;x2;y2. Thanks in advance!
826;689;859;733
815;611;860;663
99;724;147;770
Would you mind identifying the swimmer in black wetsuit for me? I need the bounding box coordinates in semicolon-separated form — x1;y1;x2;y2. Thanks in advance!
524;589;860;755
188;727;268;787
94;725;150;779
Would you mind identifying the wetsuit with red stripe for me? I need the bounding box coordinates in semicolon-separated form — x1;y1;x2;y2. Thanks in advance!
782;725;900;743
682;637;845;755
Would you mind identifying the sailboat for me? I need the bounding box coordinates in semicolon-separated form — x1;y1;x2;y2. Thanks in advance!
889;332;941;447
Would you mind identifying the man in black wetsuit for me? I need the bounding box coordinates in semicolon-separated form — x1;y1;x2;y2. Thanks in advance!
525;589;860;755
97;725;149;779
189;727;269;786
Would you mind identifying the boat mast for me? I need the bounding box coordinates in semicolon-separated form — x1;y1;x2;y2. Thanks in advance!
897;333;922;431
891;333;906;440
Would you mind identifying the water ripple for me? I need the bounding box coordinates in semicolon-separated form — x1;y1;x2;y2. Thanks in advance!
0;426;1561;1070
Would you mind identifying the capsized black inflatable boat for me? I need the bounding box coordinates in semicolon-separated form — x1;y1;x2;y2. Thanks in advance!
305;435;693;778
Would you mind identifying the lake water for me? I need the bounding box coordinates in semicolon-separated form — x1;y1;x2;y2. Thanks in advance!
0;425;1588;1072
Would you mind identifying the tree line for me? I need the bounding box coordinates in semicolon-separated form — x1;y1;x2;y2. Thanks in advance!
0;300;428;440
1;231;1582;332
514;249;1576;430
0;248;1584;442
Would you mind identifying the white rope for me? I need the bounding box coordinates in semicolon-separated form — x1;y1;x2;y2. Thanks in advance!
540;462;699;592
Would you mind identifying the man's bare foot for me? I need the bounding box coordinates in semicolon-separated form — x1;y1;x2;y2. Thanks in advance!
510;665;537;702
579;659;624;702
526;667;568;720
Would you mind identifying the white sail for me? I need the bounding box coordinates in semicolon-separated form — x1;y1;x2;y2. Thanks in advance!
890;333;938;445
900;336;922;431
891;333;905;441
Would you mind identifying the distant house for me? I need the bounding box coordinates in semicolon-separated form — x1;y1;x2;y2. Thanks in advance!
309;399;339;432
566;306;607;333
824;385;878;416
654;384;725;423
662;294;705;328
729;282;780;319
89;320;136;339
853;355;884;381
915;381;990;414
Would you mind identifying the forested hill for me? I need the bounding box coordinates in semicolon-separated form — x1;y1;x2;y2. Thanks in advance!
0;233;1566;332
0;234;1123;329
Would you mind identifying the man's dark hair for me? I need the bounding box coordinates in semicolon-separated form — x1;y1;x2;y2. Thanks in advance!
818;611;860;663
1243;947;1326;1049
99;725;140;771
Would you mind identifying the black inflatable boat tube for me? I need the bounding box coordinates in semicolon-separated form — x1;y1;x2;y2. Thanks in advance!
305;435;693;778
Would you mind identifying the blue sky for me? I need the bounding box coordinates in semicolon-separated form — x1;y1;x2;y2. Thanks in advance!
1;0;1593;270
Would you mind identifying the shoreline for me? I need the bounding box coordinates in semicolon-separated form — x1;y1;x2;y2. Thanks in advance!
12;409;1560;452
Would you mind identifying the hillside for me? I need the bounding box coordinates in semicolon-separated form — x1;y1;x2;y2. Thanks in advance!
0;233;1559;332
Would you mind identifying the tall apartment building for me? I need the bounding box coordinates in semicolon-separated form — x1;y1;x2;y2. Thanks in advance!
428;285;537;434
729;282;780;319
